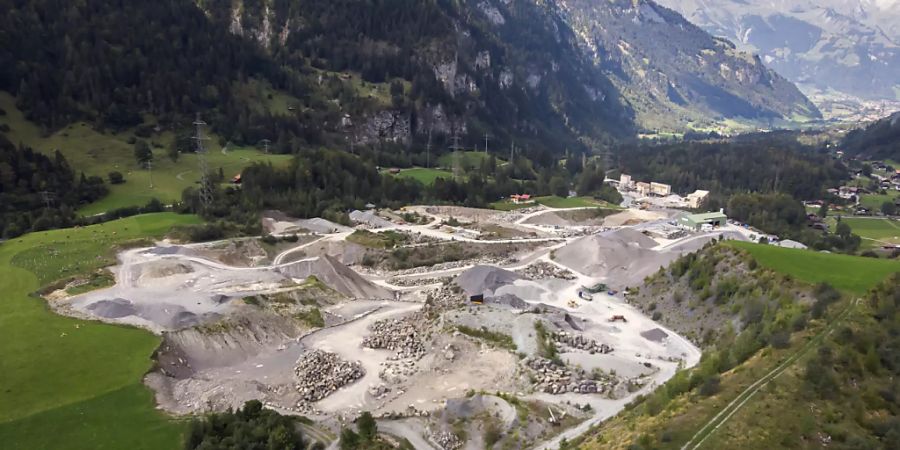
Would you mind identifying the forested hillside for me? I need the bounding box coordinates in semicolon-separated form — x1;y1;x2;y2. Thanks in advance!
616;137;848;201
571;246;900;450
841;112;900;162
0;133;107;237
0;0;635;164
554;0;821;131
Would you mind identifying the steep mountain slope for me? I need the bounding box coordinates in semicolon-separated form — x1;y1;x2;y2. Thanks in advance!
552;0;821;131
1;0;819;151
841;111;900;161
0;0;633;160
214;0;820;133
656;0;900;105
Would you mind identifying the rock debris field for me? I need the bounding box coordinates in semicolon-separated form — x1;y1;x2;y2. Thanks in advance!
47;205;717;449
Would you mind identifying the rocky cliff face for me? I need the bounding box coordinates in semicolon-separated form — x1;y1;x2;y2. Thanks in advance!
551;0;822;130
200;0;819;138
656;0;900;103
199;0;633;151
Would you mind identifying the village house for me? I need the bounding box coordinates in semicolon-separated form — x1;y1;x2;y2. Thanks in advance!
510;194;533;205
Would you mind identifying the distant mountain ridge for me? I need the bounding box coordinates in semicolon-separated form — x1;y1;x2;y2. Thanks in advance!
549;0;821;130
203;0;820;134
656;0;900;103
0;0;821;154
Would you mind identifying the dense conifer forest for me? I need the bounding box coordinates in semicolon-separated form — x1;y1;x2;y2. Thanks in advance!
0;133;107;237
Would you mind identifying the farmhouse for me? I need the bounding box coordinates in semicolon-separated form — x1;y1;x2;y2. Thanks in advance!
510;194;533;205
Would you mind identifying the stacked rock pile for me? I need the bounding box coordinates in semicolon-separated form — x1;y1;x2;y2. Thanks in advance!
551;331;613;354
519;261;576;280
362;317;426;360
525;357;602;395
294;350;363;404
431;431;463;450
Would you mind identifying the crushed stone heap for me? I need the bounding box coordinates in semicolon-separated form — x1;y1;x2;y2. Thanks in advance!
294;350;364;403
362;317;426;360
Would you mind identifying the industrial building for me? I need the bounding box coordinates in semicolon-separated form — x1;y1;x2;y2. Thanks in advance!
635;182;651;196
650;182;672;197
679;211;727;231
686;190;709;209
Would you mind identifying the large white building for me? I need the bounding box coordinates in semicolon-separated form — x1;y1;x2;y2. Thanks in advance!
650;182;672;197
620;173;633;189
686;190;710;209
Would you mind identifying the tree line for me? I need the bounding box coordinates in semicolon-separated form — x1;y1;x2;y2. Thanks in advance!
0;133;107;238
616;137;848;202
181;147;620;232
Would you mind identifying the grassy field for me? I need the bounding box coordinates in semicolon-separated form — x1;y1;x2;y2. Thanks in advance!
0;92;293;216
727;241;900;294
489;196;616;211
535;196;613;209
859;191;900;211
0;213;200;449
393;167;454;185
576;243;898;450
437;151;493;171
826;217;900;249
489;200;532;211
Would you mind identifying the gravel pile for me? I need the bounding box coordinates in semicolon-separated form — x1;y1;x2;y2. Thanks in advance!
519;261;576;281
551;331;613;354
379;359;418;383
349;210;394;229
362;317;426;360
391;256;509;277
424;285;468;311
294;350;363;404
525;357;601;395
387;276;451;287
431;431;463;450
455;265;523;297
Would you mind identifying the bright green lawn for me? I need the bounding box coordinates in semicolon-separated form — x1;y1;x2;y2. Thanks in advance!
827;217;900;248
0;213;200;449
437;151;493;170
394;167;454;185
859;191;900;211
489;200;532;211
489;196;619;211
728;241;900;294
534;196;612;209
0;91;292;216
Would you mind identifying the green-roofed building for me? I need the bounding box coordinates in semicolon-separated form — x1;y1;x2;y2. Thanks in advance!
679;211;727;231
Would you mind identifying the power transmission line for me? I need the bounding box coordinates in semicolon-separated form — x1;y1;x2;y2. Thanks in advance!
449;130;464;180
38;191;56;209
426;128;433;169
260;139;271;155
192;115;212;212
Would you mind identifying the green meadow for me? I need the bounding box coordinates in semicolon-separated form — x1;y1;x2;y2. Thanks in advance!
0;213;200;449
0;92;292;216
394;167;454;185
728;241;900;294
